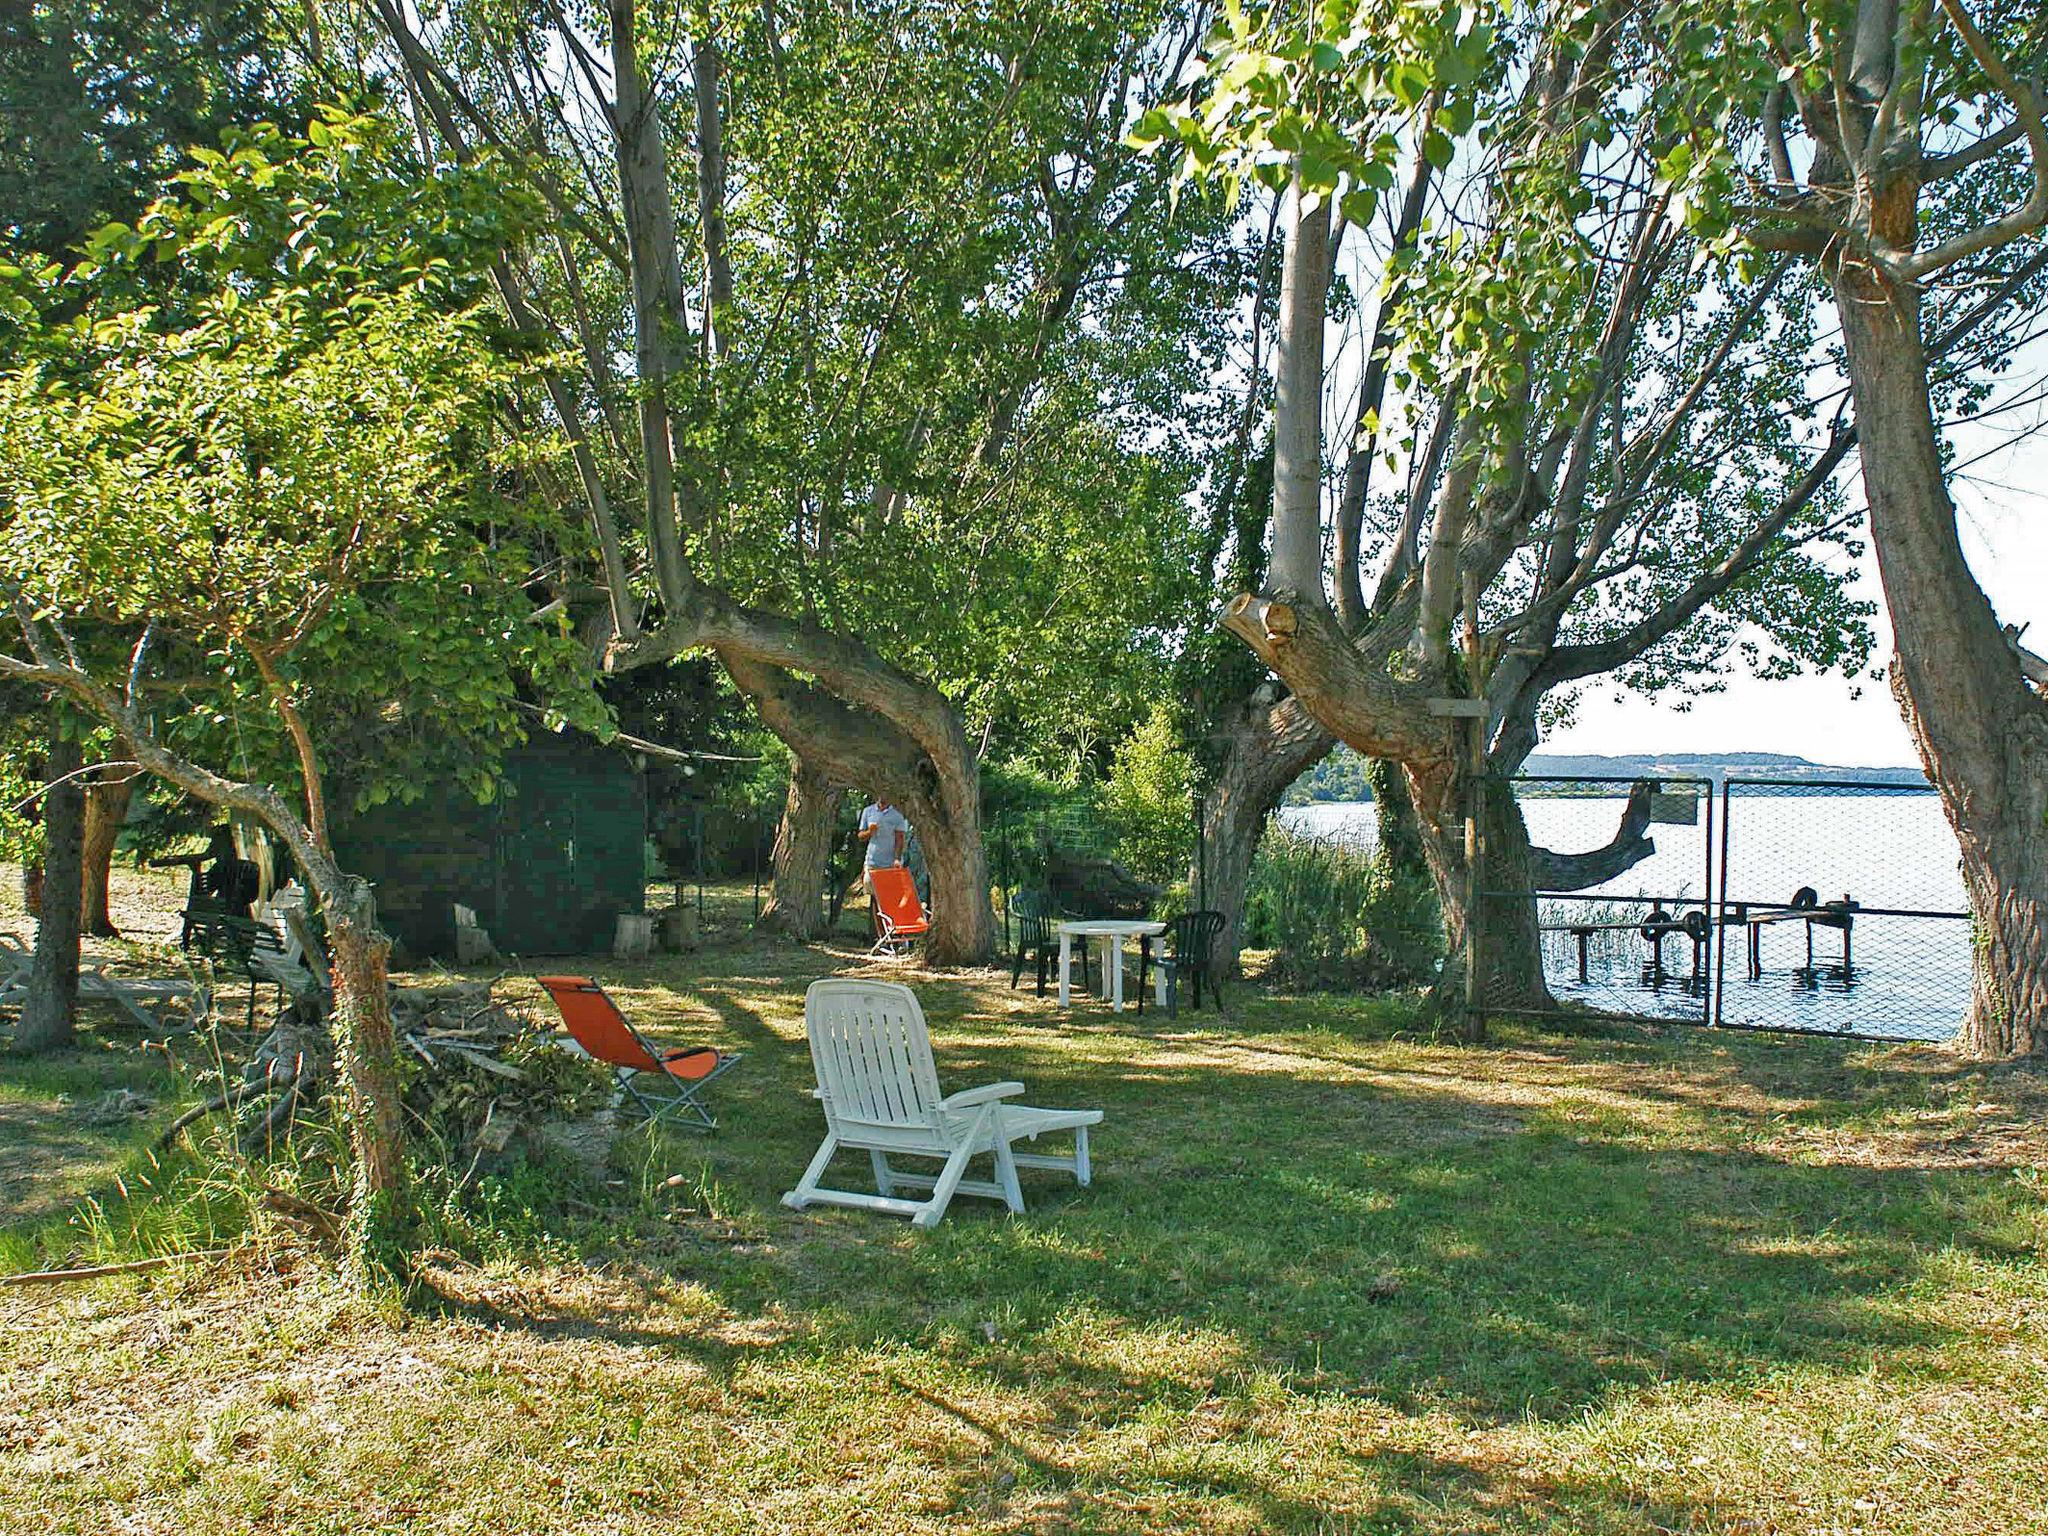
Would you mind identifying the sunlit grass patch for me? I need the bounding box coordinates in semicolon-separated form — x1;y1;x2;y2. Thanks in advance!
3;908;2045;1534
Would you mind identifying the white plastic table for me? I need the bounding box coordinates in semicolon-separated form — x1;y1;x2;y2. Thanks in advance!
1054;919;1169;1011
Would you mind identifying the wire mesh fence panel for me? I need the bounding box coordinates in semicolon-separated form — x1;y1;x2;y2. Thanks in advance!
1714;779;1965;1043
1484;775;1716;1024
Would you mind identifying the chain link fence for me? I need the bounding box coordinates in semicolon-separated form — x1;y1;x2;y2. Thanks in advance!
1479;774;1967;1043
1484;775;1716;1026
1713;779;1967;1042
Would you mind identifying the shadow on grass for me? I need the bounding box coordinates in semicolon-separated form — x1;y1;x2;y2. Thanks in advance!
15;934;2040;1533
443;965;2005;1436
0;1036;180;1230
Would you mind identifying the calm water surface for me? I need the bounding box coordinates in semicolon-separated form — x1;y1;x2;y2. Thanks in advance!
1280;792;1969;1042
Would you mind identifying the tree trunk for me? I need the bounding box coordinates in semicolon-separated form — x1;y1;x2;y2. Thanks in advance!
1833;265;2048;1058
1197;692;1334;976
1362;754;1427;877
1269;179;1332;595
1416;768;1551;1031
760;762;843;939
718;644;997;965
80;765;133;937
905;747;997;968
321;884;411;1275
18;727;84;1052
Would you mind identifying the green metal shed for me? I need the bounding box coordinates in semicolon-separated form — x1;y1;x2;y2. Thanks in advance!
332;733;646;960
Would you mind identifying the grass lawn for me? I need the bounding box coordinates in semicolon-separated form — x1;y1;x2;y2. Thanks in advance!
3;906;2045;1535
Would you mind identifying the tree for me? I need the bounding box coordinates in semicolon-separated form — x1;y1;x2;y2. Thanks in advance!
0;0;305;260
360;0;1241;963
79;753;134;937
1143;2;1878;1026
1645;2;2048;1057
0;119;598;1273
0;0;311;943
14;722;84;1052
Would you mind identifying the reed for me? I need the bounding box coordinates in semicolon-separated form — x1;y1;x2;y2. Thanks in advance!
1245;825;1441;988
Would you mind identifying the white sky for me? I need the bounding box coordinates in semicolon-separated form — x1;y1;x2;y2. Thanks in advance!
1540;412;2048;769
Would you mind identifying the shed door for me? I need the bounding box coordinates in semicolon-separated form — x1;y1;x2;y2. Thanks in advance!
493;770;584;954
491;752;645;956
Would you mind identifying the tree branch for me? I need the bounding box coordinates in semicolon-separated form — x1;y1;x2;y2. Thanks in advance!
1897;0;2048;279
1537;426;1857;686
1530;782;1656;891
1335;91;1441;635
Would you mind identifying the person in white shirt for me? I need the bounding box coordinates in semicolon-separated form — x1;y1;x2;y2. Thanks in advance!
856;796;910;937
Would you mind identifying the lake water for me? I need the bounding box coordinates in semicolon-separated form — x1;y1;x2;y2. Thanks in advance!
1279;790;1970;1043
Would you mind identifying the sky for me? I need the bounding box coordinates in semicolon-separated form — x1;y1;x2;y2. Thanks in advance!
1538;403;2048;769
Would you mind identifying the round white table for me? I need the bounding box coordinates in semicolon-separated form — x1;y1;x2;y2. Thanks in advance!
1054;918;1169;1011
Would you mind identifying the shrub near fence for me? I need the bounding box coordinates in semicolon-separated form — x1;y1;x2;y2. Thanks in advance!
1244;826;1441;989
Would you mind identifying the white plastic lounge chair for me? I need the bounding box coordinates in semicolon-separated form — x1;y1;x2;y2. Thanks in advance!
783;978;1102;1229
0;934;30;1008
80;968;194;1030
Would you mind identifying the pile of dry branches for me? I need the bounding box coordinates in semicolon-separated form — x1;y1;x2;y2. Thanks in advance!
164;978;614;1169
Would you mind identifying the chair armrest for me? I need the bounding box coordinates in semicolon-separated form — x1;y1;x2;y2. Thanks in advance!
940;1081;1027;1110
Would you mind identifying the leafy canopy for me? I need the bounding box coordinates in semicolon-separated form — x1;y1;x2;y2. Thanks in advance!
0;116;603;820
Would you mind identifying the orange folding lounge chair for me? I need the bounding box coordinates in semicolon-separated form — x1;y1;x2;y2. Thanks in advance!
537;975;741;1132
868;866;930;956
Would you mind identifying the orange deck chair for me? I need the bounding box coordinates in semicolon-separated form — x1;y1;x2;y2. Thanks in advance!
537;975;741;1132
868;866;931;956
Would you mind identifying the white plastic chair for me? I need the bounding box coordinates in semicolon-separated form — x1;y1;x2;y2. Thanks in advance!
783;978;1102;1229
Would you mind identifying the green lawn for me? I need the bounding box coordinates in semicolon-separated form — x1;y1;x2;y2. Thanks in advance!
3;922;2044;1535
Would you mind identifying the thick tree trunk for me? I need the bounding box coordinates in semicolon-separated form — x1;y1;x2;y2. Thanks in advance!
80;766;133;937
905;748;997;968
719;648;996;964
760;762;843;938
321;886;411;1274
1197;692;1334;976
18;728;84;1052
1416;769;1551;1031
1834;267;2048;1057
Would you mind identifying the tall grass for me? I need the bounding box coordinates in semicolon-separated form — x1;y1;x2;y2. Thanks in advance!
1244;825;1441;989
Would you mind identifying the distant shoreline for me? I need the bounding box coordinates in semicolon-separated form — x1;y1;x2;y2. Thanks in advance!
1286;749;1933;805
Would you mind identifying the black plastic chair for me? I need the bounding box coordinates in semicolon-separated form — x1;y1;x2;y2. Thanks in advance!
184;909;292;1027
1138;911;1227;1017
1010;889;1088;996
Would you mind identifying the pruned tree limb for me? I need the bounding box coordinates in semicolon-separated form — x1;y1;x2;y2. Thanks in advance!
1530;782;1656;891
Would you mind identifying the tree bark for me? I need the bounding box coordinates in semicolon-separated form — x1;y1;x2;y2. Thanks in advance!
1269;180;1332;598
1362;755;1427;877
80;763;134;937
18;727;84;1052
760;760;843;938
1197;692;1334;976
1833;263;2048;1057
322;885;411;1274
911;745;998;967
1418;769;1551;1021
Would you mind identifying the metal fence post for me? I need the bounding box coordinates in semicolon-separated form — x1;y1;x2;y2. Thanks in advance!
1713;780;1732;1029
